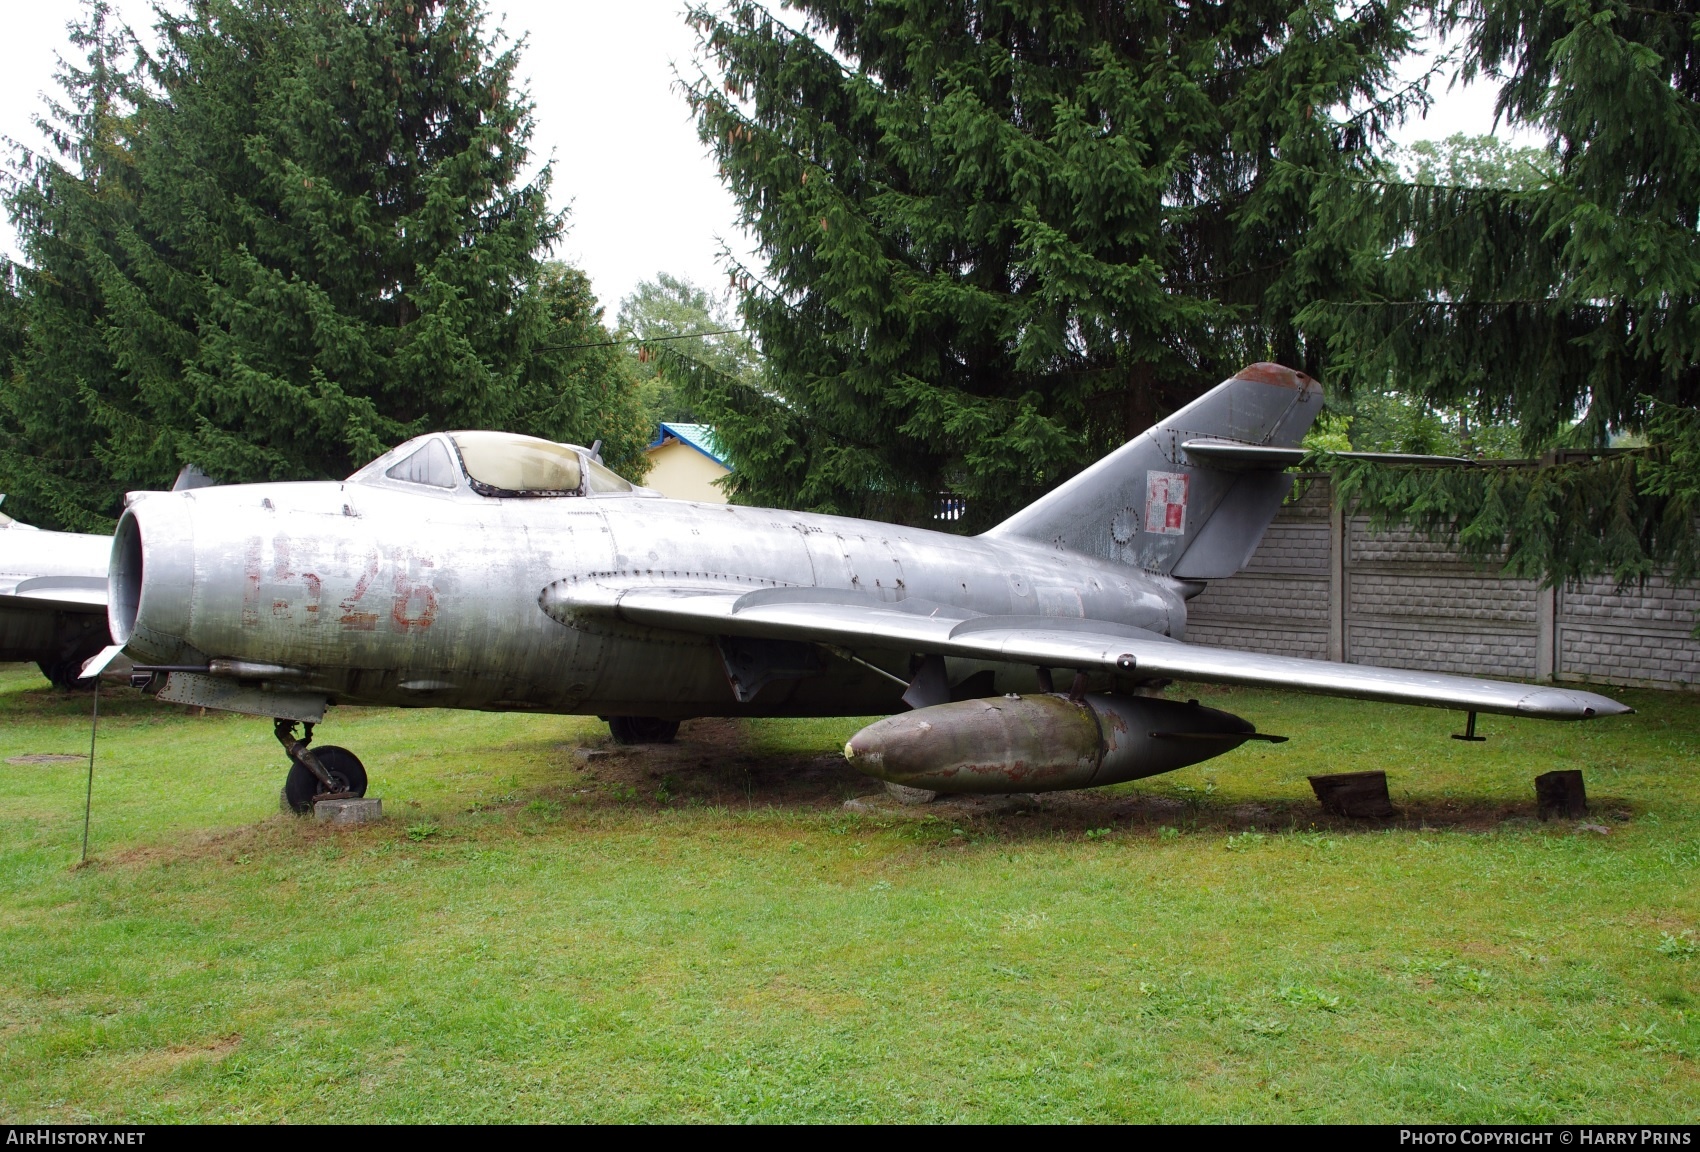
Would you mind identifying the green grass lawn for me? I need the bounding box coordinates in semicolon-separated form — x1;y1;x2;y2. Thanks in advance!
0;661;1695;1122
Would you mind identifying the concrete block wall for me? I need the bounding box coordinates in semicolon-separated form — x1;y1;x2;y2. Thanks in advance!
1185;475;1700;690
1183;477;1332;661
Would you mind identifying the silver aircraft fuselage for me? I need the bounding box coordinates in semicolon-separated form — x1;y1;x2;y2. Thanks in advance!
114;477;1185;718
92;366;1630;807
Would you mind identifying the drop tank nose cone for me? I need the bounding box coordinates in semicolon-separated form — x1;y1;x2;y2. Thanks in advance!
844;711;945;776
843;735;882;769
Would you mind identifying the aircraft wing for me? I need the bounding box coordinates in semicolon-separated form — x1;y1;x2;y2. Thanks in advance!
1;518;112;614
541;580;1629;720
0;575;109;614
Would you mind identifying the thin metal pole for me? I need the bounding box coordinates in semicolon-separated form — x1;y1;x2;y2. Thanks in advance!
82;677;99;863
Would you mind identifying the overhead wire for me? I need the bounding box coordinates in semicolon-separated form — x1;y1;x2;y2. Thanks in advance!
544;327;745;351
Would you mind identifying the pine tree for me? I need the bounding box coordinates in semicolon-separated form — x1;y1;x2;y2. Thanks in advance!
0;0;645;530
1297;137;1537;459
1299;1;1700;588
681;0;1421;527
0;2;149;530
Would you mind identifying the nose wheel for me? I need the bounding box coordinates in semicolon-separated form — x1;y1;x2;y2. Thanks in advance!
275;719;368;814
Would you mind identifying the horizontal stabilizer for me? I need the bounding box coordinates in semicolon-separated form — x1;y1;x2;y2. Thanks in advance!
1180;440;1472;470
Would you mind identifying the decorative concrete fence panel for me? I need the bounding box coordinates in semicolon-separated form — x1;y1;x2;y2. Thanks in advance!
1185;476;1699;691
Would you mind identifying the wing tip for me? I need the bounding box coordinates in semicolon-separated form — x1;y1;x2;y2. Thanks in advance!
1518;687;1634;719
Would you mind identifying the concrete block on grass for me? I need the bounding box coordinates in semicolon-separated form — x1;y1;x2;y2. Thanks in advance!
314;797;383;825
1308;771;1395;818
884;782;938;805
1535;770;1587;820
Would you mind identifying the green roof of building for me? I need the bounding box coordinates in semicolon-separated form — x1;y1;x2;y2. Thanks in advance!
648;422;730;469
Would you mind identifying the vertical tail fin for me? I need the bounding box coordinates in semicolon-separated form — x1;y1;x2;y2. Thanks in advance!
984;363;1322;579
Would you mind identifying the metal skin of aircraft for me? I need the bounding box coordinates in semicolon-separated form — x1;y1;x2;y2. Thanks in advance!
83;362;1630;811
0;498;112;688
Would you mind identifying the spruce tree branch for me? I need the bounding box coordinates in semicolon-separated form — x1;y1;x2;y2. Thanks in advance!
686;2;857;85
716;250;793;315
1332;41;1457;137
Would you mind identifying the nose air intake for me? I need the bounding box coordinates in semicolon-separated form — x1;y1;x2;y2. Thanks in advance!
108;499;196;660
109;511;144;645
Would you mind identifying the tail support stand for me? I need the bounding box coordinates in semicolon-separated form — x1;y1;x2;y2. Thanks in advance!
1452;711;1486;742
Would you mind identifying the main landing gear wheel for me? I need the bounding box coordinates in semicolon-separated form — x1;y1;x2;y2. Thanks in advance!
607;716;680;745
38;623;107;690
282;746;368;814
37;657;93;691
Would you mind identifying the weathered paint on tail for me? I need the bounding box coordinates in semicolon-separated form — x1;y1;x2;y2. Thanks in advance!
983;363;1322;578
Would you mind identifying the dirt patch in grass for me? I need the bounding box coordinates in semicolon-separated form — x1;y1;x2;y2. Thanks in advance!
556;717;1638;839
568;717;869;810
112;1033;243;1079
726;974;869;1019
853;789;1638;839
102;824;275;871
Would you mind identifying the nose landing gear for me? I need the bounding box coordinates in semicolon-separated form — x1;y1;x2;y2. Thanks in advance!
275;719;368;814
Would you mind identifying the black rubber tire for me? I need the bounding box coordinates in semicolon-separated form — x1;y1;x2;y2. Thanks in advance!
37;657;94;691
37;625;109;690
282;746;368;815
607;716;680;745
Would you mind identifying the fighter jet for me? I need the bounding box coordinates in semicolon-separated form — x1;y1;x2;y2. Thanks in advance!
0;497;112;687
79;363;1627;811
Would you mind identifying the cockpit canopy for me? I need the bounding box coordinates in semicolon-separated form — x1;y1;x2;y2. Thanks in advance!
383;437;459;489
453;432;588;496
349;431;650;499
